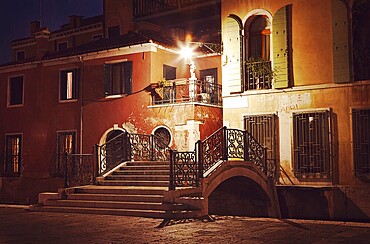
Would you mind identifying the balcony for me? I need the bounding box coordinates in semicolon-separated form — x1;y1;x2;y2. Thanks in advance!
150;78;222;106
133;0;217;18
244;60;273;91
133;0;220;36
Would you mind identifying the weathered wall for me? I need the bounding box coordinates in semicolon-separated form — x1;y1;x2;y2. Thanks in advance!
223;82;370;186
278;185;370;222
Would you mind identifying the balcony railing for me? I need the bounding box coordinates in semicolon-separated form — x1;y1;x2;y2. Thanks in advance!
133;0;206;18
151;78;222;106
245;60;273;90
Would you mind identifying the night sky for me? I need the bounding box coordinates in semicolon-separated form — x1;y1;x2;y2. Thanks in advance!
0;0;103;64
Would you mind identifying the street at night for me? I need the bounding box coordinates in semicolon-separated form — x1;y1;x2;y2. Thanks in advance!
0;205;370;243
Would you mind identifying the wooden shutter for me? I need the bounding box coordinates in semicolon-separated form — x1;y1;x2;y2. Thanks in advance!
332;0;350;83
104;64;112;95
124;61;133;94
60;71;67;100
272;5;291;89
224;15;243;93
72;69;79;99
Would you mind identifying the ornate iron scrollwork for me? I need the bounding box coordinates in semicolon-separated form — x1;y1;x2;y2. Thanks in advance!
65;154;95;187
226;129;244;159
174;151;197;187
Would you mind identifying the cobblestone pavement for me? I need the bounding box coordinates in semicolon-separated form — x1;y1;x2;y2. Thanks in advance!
0;205;370;243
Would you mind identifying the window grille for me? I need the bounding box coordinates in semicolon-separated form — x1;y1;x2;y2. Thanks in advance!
56;131;76;175
352;108;370;176
244;114;277;175
293;110;331;178
4;134;22;177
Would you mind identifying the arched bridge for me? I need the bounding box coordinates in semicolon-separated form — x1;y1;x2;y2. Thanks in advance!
35;127;280;222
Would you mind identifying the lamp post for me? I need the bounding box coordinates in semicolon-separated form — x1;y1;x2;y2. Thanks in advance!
180;44;197;101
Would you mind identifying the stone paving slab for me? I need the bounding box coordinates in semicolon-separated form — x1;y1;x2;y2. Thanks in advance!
0;205;369;243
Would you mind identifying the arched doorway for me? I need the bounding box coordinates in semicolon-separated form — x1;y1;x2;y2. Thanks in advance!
208;176;271;216
101;129;128;173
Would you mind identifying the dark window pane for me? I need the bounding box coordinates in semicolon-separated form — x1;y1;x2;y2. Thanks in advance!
104;62;133;96
9;76;23;105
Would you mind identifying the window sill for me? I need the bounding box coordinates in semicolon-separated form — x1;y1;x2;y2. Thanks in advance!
7;104;24;108
104;94;127;99
59;99;78;103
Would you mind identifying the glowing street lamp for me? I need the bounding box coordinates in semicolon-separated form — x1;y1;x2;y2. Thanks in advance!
179;42;197;101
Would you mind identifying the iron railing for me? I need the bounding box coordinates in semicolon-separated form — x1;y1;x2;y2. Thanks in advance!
96;132;171;176
133;0;207;18
170;126;271;190
152;79;222;106
64;153;95;187
245;60;273;90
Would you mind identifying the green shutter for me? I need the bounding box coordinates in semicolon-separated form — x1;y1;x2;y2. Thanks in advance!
332;0;350;83
273;5;291;89
60;70;67;100
104;64;112;95
225;15;243;93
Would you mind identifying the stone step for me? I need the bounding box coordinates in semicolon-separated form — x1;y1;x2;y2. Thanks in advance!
30;205;203;219
119;165;169;170
126;161;169;166
67;193;163;203
105;175;169;181
46;199;195;211
112;170;169;176
73;186;167;195
45;199;165;210
97;180;169;187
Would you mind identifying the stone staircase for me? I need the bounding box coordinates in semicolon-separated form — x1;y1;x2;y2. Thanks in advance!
30;161;203;219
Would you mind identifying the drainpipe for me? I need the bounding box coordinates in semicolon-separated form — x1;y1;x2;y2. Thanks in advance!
79;56;84;154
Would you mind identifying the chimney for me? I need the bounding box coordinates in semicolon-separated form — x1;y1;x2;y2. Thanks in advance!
69;15;83;28
34;28;51;59
30;21;40;36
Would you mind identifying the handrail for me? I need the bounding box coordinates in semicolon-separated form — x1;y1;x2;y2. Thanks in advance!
96;131;172;176
169;127;271;190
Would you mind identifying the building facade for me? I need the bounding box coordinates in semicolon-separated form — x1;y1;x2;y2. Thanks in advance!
0;0;222;203
221;0;370;219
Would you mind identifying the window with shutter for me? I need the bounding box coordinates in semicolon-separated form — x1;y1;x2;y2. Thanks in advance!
272;5;292;89
332;0;350;83
104;61;133;96
60;69;79;101
224;15;243;93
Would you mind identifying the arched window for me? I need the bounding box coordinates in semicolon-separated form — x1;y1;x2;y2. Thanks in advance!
247;15;271;61
352;0;370;81
153;127;171;147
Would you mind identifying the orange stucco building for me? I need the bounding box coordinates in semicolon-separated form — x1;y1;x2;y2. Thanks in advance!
0;0;222;203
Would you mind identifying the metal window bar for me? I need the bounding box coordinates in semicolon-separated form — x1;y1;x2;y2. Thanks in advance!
244;114;277;178
4;135;22;177
293;111;331;178
352;108;370;176
55;132;76;176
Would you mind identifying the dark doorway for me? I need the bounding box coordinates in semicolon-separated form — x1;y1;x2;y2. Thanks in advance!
105;130;127;168
209;176;271;216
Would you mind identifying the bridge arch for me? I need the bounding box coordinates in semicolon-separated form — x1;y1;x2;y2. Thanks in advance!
202;161;280;217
